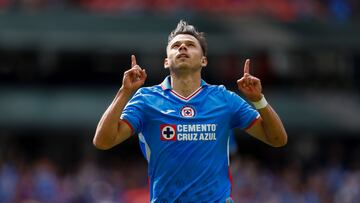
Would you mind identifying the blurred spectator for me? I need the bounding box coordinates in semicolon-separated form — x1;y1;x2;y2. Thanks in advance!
32;158;62;203
328;0;351;22
0;160;19;203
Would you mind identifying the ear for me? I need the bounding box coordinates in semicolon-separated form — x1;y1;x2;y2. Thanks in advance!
164;58;170;69
201;56;208;67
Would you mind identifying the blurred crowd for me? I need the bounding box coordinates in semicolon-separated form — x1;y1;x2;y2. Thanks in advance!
231;156;360;203
0;137;359;203
0;0;359;22
0;156;148;203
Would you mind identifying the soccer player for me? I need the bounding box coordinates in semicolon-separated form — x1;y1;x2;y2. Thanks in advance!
93;20;287;202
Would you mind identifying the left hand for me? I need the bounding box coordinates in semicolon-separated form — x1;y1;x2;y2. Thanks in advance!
237;59;263;102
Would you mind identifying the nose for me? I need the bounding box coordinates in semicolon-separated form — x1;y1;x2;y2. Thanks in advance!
179;43;187;51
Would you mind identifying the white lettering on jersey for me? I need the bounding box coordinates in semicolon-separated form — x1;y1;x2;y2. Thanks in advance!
159;124;218;142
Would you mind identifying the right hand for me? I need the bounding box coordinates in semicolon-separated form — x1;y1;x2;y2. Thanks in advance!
237;59;263;102
121;55;147;93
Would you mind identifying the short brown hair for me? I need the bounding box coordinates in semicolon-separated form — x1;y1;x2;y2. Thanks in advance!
168;20;208;56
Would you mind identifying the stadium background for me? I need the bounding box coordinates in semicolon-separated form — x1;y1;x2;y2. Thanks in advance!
0;0;360;202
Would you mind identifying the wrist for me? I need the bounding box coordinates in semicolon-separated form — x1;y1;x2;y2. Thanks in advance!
119;87;135;97
251;95;268;109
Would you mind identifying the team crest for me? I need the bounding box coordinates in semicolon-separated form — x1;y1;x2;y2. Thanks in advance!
160;124;177;141
181;106;196;118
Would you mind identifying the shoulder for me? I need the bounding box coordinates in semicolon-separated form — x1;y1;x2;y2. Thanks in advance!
131;85;164;103
135;85;163;95
206;84;247;103
205;84;227;93
205;84;234;97
127;85;163;107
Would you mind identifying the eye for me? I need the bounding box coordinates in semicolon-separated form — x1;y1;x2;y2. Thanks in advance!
171;44;179;49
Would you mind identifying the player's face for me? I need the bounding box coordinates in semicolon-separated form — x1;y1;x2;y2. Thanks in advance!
165;34;207;72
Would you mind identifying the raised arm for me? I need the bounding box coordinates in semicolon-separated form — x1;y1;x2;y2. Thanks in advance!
237;59;287;147
93;55;147;150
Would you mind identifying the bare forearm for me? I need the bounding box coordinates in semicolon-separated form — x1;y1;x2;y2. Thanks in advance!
237;59;287;147
93;55;147;149
93;88;133;149
258;105;287;147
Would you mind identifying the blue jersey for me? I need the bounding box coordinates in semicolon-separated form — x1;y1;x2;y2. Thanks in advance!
121;76;259;202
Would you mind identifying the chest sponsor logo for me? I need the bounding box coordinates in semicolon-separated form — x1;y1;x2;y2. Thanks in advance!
160;124;217;142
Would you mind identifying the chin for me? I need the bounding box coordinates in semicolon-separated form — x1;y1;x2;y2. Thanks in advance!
174;63;191;69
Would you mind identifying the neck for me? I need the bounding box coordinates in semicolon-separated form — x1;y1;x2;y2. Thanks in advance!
170;73;202;98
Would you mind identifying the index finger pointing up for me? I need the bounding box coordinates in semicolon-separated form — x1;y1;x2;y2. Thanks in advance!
131;55;137;67
243;59;250;75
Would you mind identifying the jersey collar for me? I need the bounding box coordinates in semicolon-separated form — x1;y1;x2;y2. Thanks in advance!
160;76;208;90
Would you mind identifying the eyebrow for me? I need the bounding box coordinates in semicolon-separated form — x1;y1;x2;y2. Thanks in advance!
171;40;197;45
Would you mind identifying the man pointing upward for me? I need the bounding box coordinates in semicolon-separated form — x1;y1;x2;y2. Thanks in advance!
93;20;287;202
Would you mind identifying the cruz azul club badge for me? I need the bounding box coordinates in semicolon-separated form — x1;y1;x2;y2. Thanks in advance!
180;106;196;118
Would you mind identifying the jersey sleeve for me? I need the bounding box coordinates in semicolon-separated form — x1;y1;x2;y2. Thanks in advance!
120;88;145;134
226;89;260;130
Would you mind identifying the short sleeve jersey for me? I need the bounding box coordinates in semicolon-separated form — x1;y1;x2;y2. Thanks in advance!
121;76;259;202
